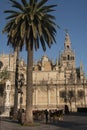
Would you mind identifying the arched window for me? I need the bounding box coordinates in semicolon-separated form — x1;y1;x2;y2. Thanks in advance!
67;45;69;49
7;85;10;90
67;55;70;60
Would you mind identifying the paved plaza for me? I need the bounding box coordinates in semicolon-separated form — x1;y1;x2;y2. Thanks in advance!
0;112;87;130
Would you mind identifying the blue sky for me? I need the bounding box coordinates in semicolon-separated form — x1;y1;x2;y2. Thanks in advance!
0;0;87;76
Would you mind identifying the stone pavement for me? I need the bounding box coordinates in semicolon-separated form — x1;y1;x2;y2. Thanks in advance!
0;112;87;130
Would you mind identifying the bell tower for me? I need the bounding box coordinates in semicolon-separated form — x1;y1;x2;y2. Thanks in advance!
59;31;76;69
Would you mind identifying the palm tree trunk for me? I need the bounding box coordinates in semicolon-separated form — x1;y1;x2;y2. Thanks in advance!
25;44;33;123
14;47;19;116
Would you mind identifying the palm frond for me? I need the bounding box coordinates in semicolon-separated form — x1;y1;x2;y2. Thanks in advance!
9;0;24;11
6;14;19;20
44;14;56;20
37;0;48;8
3;19;15;33
40;36;46;51
15;14;23;24
38;5;57;13
21;0;28;7
35;35;39;50
31;22;37;40
38;22;42;37
43;9;56;13
4;10;19;14
29;0;37;5
20;21;26;39
34;36;39;51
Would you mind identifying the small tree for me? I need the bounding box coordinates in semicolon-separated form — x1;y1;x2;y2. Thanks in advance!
0;67;10;98
0;67;10;81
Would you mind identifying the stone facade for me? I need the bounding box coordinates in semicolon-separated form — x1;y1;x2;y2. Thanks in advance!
0;32;87;115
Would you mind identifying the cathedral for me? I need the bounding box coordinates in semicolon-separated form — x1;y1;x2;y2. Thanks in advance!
0;32;87;116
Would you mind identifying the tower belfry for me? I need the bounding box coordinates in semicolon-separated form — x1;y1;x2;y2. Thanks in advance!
60;31;76;69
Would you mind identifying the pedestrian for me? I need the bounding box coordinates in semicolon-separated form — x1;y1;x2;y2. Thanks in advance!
45;109;49;124
21;109;25;125
17;109;21;123
64;105;69;114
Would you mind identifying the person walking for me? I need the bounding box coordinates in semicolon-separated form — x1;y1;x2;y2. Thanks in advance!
45;109;49;124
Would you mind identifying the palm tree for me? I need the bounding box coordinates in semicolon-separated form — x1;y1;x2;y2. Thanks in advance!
14;46;19;116
3;0;58;123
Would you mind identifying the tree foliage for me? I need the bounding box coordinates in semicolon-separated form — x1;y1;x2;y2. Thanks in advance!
0;67;10;81
3;0;58;51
